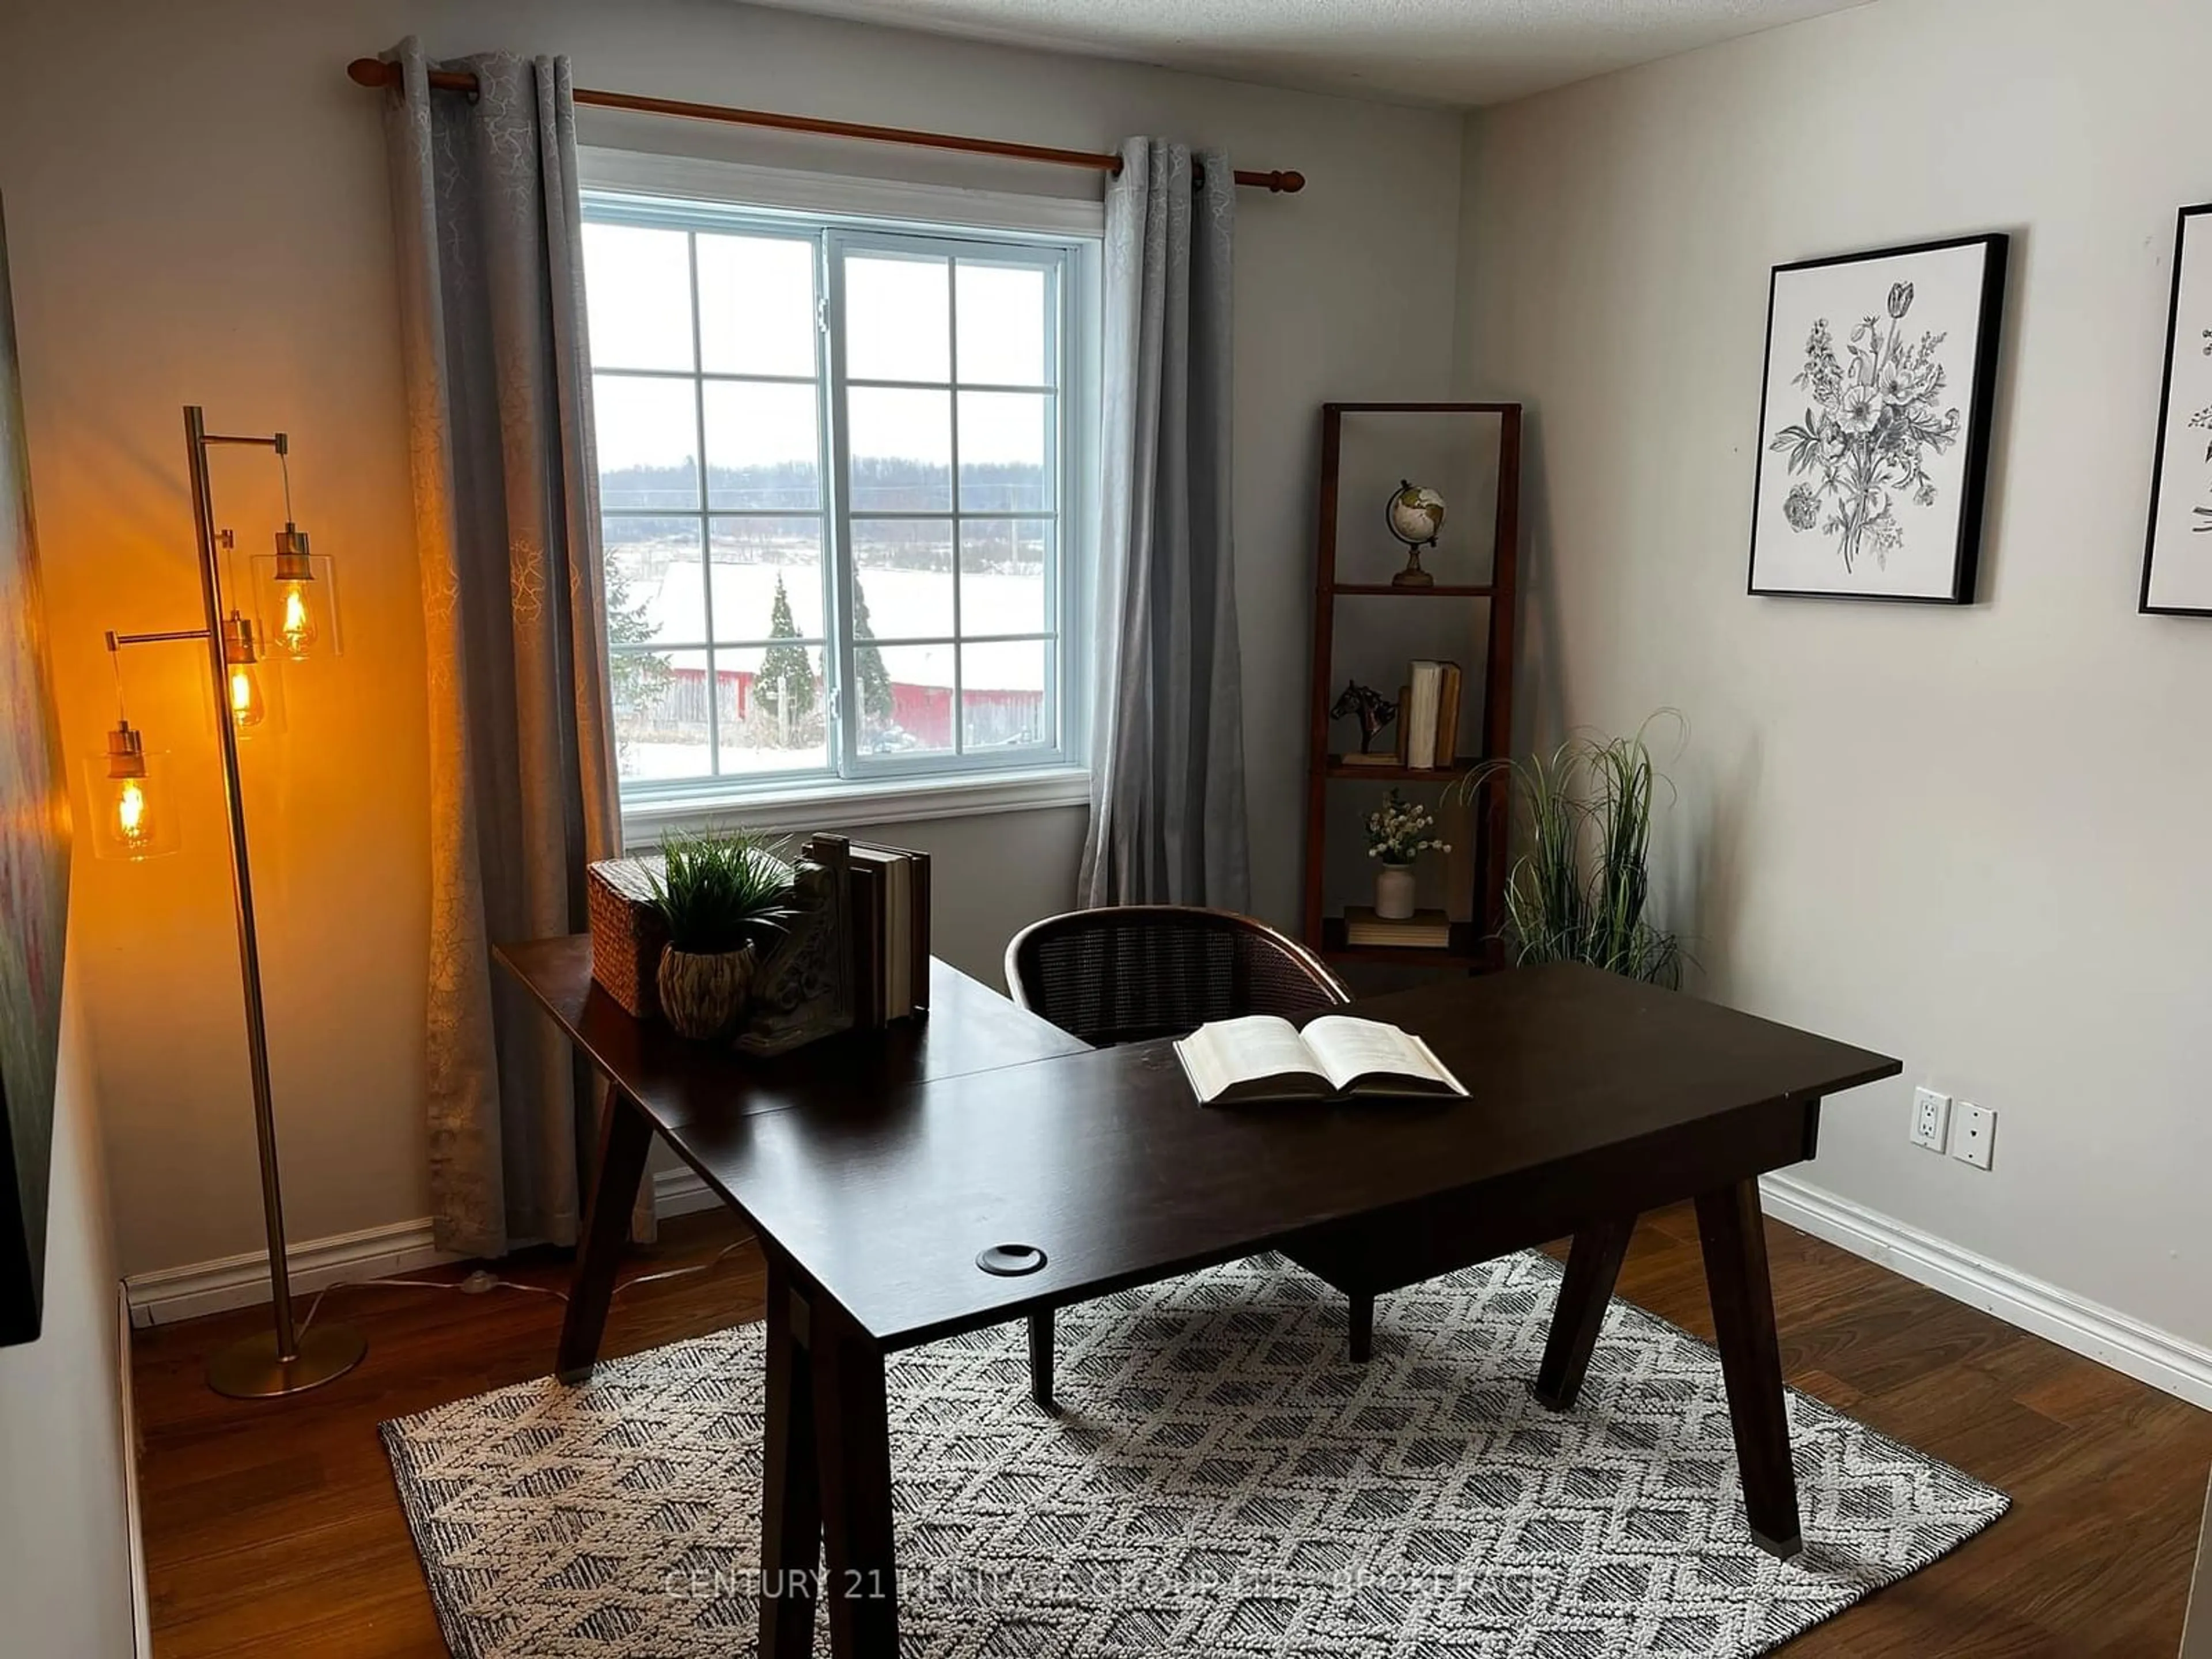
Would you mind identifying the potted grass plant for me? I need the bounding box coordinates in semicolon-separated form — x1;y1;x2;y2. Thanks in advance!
1460;717;1687;987
647;829;797;1040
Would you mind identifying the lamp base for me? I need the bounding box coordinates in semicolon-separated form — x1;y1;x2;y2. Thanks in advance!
207;1321;367;1399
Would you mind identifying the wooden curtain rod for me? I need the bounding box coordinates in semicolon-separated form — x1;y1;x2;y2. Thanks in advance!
345;59;1305;194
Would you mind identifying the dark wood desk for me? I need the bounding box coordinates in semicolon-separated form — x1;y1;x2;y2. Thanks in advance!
498;938;1899;1658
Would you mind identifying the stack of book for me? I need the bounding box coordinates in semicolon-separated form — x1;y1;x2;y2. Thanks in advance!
1395;660;1464;771
820;836;932;1026
1342;905;1453;949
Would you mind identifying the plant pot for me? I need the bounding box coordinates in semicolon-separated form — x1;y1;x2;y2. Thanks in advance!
656;943;757;1041
1374;862;1416;920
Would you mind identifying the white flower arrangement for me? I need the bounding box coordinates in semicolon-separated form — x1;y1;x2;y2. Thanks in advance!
1365;789;1450;866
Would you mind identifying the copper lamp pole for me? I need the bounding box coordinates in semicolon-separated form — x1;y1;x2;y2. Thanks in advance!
108;408;365;1398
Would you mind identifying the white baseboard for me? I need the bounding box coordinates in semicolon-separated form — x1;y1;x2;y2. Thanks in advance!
124;1168;729;1327
653;1165;724;1220
1760;1171;2212;1414
124;1218;454;1328
117;1283;151;1659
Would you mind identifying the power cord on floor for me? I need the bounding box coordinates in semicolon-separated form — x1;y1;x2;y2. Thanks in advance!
611;1236;755;1296
294;1233;756;1339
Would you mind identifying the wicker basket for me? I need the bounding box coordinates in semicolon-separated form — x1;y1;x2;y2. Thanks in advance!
586;857;668;1020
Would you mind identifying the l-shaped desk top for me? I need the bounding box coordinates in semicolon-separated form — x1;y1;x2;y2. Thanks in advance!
497;935;1899;1351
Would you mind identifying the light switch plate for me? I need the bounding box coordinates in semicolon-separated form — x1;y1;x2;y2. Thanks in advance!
1910;1087;1951;1153
1952;1101;1995;1170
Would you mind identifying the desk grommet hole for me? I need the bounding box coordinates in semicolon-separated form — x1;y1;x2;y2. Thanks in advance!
976;1244;1047;1277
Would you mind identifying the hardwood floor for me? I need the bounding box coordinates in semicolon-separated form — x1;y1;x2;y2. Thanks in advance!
132;1203;2212;1657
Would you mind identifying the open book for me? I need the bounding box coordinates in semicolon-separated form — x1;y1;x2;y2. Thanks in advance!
1174;1014;1467;1106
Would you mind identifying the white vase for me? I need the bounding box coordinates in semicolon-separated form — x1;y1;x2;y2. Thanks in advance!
1374;862;1416;920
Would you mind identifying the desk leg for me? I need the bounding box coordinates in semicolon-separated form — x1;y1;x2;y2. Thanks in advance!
760;1254;820;1659
1695;1179;1803;1559
1531;1214;1635;1410
555;1085;653;1384
812;1298;899;1658
1028;1308;1056;1413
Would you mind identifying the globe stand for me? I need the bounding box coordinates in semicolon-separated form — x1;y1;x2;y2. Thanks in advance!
1391;544;1436;589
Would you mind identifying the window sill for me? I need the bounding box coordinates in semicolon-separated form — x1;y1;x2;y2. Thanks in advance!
619;766;1092;850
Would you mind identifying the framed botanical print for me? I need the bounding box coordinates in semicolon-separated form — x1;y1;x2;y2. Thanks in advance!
2142;203;2212;615
1749;233;2009;603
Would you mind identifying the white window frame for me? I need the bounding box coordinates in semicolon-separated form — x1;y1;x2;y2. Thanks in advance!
578;149;1102;845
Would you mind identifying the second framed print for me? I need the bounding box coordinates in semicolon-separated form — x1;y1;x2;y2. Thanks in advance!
2142;203;2212;615
1749;233;2009;603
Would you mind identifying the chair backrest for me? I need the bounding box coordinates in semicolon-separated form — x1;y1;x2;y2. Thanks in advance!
1004;905;1351;1047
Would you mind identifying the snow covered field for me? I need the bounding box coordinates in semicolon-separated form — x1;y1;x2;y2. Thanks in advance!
634;558;1050;678
611;552;1054;782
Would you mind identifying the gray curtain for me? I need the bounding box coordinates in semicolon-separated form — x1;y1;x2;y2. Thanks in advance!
1078;139;1251;910
380;40;622;1257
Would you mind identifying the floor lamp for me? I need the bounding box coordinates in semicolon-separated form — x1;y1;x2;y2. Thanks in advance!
89;406;363;1399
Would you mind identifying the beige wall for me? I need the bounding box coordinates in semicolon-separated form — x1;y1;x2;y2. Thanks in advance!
0;950;141;1656
0;0;1461;1278
1457;0;2212;1346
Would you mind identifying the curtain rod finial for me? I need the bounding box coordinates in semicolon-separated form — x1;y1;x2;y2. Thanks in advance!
1272;171;1306;194
347;57;396;89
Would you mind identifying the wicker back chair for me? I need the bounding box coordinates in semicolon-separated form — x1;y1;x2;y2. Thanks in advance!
1002;908;1358;1413
1004;905;1350;1047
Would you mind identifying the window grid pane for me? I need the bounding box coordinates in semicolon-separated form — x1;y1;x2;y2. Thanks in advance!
697;231;817;377
584;224;694;373
706;383;823;512
836;245;1065;762
589;204;1071;794
956;260;1047;387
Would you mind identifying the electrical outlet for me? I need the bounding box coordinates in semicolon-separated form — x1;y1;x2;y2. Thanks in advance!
1910;1087;1951;1152
1951;1101;1996;1170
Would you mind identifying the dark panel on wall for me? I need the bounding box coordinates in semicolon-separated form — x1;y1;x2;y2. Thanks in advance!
0;193;72;1348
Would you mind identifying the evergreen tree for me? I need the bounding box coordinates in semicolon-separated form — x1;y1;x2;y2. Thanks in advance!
756;573;816;725
603;560;671;758
851;582;895;729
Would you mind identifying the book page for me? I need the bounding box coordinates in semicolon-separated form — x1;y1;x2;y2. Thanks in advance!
1177;1015;1330;1104
1302;1016;1464;1095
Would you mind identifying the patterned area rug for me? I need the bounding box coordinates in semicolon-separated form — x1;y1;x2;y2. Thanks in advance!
383;1251;2006;1657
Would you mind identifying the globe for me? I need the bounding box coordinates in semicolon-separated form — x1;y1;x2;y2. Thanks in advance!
1387;480;1446;548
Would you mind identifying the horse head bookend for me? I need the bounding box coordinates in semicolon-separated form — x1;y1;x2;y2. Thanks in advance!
1330;680;1400;755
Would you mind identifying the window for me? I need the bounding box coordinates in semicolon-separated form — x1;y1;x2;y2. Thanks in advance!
580;179;1094;821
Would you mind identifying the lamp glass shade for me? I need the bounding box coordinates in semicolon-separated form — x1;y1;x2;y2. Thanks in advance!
251;530;341;661
221;615;287;738
82;749;181;861
227;657;279;734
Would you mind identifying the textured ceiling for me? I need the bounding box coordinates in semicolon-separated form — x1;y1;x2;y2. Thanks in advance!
741;0;1872;107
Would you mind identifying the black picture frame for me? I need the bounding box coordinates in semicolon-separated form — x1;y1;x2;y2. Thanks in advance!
2140;202;2212;617
1747;232;2009;604
0;194;70;1351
